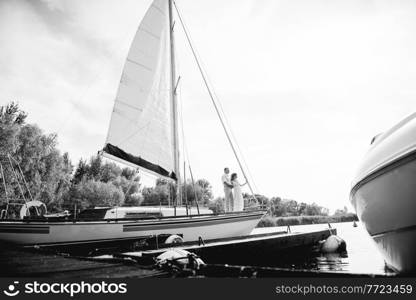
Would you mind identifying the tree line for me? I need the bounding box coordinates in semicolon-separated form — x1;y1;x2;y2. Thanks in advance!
0;102;354;220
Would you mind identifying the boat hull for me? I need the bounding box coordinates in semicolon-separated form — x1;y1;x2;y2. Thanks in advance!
350;113;416;274
351;152;416;273
0;211;265;247
373;227;416;274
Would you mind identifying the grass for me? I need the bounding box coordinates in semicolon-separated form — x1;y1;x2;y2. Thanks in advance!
256;214;359;227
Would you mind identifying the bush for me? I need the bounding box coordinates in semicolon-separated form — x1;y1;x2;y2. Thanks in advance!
257;215;276;227
208;197;225;214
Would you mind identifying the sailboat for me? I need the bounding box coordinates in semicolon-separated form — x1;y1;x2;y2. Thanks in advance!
0;0;265;247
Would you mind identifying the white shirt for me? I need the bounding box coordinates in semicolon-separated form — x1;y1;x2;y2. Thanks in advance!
222;173;231;187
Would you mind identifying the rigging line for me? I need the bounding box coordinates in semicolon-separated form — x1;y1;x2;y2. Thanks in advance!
175;24;201;215
203;66;263;195
0;163;10;218
173;3;260;197
202;81;261;194
7;155;27;204
179;89;202;214
172;7;261;205
187;42;260;194
173;1;258;202
174;2;256;198
214;94;260;193
206;81;259;190
175;18;260;195
0;163;9;203
174;36;185;179
10;156;34;202
176;58;202;213
175;2;258;199
228;131;260;193
169;0;182;209
216;93;260;195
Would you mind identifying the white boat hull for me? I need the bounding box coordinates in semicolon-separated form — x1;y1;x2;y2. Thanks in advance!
0;211;265;247
351;113;416;274
351;157;416;273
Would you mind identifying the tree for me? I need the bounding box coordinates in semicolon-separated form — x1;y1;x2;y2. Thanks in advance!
100;161;122;183
123;192;143;207
334;206;349;216
64;179;124;210
121;167;137;180
112;173;141;206
298;202;308;216
0;102;27;155
305;203;323;216
14;125;73;211
51;152;73;211
87;155;102;180
268;197;284;216
283;199;299;216
66;155;142;209
72;159;88;184
195;179;213;205
141;185;170;206
182;181;202;206
0;103;73;212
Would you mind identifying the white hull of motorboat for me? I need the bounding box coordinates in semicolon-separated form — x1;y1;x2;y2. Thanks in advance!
350;113;416;274
0;211;265;247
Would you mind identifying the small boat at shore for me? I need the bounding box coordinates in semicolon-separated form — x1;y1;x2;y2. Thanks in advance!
350;112;416;273
0;0;265;247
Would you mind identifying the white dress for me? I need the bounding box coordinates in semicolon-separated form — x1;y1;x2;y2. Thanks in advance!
232;179;244;211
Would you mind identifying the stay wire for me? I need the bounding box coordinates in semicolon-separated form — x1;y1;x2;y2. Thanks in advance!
173;1;259;202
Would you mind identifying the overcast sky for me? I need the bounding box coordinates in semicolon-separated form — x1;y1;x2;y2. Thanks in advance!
1;0;416;212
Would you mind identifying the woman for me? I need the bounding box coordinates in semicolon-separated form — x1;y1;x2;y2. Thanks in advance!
231;173;247;212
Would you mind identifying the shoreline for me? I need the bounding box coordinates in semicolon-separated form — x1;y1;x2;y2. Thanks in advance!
257;214;358;228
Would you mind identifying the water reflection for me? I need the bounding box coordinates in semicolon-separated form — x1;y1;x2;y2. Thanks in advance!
316;253;349;272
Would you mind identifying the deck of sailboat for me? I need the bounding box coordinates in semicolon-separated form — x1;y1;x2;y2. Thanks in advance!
0;210;266;224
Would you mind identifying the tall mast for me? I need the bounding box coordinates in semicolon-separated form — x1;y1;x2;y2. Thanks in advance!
168;0;182;206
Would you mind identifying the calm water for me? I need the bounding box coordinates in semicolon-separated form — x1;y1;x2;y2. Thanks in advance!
252;222;393;275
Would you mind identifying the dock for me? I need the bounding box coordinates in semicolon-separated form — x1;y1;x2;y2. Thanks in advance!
0;227;390;278
123;228;337;267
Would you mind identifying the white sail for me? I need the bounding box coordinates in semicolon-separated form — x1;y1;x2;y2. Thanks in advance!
104;0;176;179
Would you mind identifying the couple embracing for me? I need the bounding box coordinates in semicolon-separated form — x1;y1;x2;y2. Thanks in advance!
222;167;247;212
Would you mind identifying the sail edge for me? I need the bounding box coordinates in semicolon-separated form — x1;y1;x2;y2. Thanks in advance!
103;143;177;181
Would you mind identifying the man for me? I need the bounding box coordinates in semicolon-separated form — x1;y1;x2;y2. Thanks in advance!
221;168;234;212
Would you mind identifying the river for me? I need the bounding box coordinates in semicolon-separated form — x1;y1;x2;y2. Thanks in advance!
252;221;394;275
